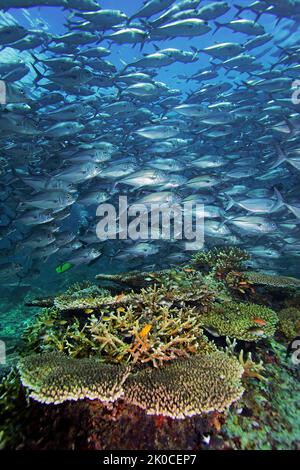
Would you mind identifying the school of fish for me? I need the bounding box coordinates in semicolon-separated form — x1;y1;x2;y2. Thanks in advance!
0;0;300;283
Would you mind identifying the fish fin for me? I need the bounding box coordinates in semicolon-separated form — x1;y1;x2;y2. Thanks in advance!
241;80;252;89
139;36;148;52
283;118;295;135
30;53;40;67
66;11;76;21
139;18;151;29
119;58;128;67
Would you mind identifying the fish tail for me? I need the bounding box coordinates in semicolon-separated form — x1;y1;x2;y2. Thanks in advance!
31;62;44;85
269;143;287;169
217;219;227;230
254;12;263;23
272;187;285;211
96;34;104;45
233;5;244;18
30;52;40;66
213;21;224;35
190;46;200;54
225;195;235;211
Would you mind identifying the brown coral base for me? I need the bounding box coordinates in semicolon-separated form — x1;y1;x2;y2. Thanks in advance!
15;399;223;451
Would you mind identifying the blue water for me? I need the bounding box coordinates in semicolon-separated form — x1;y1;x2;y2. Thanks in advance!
0;0;298;291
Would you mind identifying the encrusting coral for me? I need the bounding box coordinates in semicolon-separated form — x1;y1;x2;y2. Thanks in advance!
51;269;217;313
200;301;278;341
124;351;244;419
277;307;300;341
95;269;171;288
240;272;300;290
18;353;130;405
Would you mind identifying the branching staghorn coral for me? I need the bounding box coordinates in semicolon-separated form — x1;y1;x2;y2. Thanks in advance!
23;282;218;366
238;350;266;382
191;248;249;276
219;339;266;382
18;353;130;405
124;351;244;419
23;308;67;353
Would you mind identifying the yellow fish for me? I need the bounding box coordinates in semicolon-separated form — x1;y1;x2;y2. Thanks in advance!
117;307;126;314
84;309;94;314
116;292;125;302
140;324;152;338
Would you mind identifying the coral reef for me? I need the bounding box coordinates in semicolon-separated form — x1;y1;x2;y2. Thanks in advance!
238;350;266;382
26;269;225;314
0;369;28;449
1;248;300;450
17;351;244;419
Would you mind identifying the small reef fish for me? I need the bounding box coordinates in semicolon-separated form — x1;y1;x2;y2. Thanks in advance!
253;318;267;326
140;324;152;338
